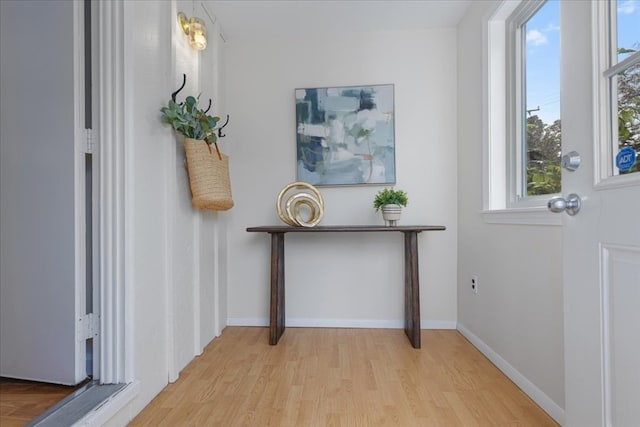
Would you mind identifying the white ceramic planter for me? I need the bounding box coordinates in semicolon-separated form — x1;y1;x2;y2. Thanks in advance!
381;204;402;227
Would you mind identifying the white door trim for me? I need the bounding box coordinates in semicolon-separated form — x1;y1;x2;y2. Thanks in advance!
97;0;134;385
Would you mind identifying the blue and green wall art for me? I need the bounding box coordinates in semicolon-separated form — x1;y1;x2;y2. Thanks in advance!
295;84;395;186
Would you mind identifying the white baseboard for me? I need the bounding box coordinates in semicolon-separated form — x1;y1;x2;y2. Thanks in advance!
457;323;565;426
226;318;267;327
226;317;457;330
422;319;457;329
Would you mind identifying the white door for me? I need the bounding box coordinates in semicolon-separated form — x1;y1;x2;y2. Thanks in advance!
0;0;87;385
560;1;640;426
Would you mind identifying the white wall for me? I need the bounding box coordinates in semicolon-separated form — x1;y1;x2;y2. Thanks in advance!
101;0;228;422
224;29;458;328
456;0;565;421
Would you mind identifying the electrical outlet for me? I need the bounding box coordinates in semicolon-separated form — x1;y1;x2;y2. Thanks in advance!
471;275;479;294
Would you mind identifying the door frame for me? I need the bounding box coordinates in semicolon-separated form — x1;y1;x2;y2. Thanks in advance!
73;2;141;421
96;0;134;386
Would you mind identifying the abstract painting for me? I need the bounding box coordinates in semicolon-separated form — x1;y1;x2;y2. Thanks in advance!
295;84;395;186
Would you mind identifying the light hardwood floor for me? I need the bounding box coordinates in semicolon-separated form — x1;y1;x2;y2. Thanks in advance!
0;377;83;427
131;327;559;426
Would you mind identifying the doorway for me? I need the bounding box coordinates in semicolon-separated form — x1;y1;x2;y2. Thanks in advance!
0;0;98;411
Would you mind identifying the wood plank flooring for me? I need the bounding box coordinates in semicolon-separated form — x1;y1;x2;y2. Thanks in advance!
131;327;559;427
0;377;84;427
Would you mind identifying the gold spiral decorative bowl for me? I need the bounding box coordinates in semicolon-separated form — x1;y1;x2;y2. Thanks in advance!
276;182;324;227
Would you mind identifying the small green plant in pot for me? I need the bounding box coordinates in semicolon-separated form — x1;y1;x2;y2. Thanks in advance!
373;188;408;227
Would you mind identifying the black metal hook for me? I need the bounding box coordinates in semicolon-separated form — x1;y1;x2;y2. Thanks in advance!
171;74;187;102
217;114;230;138
170;74;229;139
203;99;212;114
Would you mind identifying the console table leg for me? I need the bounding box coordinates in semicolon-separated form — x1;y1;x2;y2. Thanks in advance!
404;231;421;348
269;232;286;345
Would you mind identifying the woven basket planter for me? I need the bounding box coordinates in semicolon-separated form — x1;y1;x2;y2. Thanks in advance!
183;138;234;211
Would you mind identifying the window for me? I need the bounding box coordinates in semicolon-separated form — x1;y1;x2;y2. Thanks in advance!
608;1;639;177
507;0;561;205
521;1;561;195
484;0;562;224
593;1;640;184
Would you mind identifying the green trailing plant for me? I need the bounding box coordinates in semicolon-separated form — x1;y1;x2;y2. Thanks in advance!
161;95;220;140
160;74;229;159
373;188;409;211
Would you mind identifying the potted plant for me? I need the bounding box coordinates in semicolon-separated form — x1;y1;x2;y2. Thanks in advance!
161;74;233;211
373;188;408;226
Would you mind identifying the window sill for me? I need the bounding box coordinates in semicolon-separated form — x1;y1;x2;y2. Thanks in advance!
482;207;562;226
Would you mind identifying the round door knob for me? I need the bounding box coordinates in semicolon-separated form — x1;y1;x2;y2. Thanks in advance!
547;193;582;216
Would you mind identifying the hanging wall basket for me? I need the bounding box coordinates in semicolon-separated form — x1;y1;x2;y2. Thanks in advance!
183;138;234;211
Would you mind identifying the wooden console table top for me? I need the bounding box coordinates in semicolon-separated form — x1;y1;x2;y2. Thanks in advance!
247;225;446;233
247;224;446;348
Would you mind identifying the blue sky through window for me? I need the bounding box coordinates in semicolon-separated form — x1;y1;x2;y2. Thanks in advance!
525;0;640;126
618;0;640;61
525;0;560;126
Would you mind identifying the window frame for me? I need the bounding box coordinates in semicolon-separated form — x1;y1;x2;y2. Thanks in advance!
483;0;562;225
593;0;640;190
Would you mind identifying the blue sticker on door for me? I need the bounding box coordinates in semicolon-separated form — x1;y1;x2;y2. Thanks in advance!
616;146;637;172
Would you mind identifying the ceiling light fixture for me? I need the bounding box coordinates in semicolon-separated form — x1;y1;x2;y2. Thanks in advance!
178;12;207;51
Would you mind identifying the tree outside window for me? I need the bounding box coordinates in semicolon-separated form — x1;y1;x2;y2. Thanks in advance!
523;0;561;196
